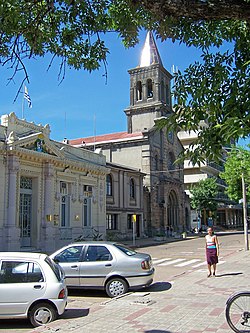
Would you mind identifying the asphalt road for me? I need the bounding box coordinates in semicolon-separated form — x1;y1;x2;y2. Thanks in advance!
0;232;246;332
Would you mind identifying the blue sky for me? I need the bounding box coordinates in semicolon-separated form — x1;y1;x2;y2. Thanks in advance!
0;31;249;147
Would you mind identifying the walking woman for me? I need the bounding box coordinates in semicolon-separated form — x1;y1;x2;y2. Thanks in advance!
205;227;219;277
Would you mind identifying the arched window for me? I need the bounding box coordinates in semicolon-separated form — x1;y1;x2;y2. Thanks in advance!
136;81;142;101
130;178;135;199
168;190;179;229
155;154;159;170
160;80;165;102
168;152;175;171
147;79;153;98
106;174;113;196
166;84;170;105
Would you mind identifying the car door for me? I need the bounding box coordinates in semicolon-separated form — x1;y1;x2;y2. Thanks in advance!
0;260;46;315
53;245;84;286
79;245;115;287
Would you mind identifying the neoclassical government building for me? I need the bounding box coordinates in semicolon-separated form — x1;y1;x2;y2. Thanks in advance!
70;32;190;237
0;112;109;252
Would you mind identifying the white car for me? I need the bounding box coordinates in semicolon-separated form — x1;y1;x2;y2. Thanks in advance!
50;241;154;297
0;252;67;327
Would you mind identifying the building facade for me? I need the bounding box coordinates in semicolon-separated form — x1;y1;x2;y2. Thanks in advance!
70;32;190;236
106;162;145;241
0;113;108;252
178;126;243;229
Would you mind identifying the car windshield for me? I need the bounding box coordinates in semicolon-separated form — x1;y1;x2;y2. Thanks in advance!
114;244;137;256
45;256;63;281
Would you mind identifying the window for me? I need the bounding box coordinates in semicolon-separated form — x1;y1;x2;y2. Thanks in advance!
0;261;44;283
160;80;165;102
83;197;92;227
85;246;112;261
106;214;118;230
60;181;70;227
54;246;83;263
147;79;153;98
130;178;136;199
106;174;113;196
61;195;70;227
106;175;113;197
114;244;136;256
168;152;175;171
155;154;159;170
136;81;142;101
166;84;170;105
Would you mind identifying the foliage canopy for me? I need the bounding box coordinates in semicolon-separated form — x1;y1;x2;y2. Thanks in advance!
0;0;249;161
220;146;250;202
189;177;219;212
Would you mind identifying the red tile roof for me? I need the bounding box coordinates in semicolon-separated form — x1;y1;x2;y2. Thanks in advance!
69;131;144;146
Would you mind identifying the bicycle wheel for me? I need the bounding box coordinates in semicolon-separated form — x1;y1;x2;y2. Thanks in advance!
226;292;250;333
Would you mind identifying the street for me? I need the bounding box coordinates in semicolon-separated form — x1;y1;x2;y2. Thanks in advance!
0;232;247;333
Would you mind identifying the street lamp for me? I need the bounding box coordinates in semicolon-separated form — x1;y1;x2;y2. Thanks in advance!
241;171;249;251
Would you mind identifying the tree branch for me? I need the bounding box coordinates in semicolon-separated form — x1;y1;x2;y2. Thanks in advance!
138;0;250;21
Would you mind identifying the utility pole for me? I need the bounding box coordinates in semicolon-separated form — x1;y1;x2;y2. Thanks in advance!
242;172;249;251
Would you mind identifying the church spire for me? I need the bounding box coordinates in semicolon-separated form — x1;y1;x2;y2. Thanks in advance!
139;31;163;67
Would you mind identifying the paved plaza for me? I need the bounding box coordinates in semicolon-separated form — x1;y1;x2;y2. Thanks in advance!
31;237;249;333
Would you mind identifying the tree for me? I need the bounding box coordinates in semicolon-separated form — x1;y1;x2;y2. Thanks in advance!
1;1;249;159
220;146;250;202
190;177;218;225
140;0;250;21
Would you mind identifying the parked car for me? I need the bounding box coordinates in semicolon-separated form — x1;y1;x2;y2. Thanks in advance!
50;241;154;297
0;252;67;327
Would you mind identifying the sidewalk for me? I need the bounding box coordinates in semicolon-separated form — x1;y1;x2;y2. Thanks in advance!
122;234;200;248
31;240;249;333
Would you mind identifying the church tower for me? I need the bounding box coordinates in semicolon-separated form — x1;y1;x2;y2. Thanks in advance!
124;31;173;133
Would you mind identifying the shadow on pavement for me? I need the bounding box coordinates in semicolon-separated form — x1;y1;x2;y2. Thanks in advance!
0;318;32;329
144;281;172;292
62;308;89;319
68;288;108;298
216;272;243;277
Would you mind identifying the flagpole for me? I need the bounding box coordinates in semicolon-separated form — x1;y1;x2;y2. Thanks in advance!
22;83;25;119
64;111;67;137
93;113;96;151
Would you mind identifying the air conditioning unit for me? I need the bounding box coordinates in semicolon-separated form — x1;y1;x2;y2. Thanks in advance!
84;185;92;192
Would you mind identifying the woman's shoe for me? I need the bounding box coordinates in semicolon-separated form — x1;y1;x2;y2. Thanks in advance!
213;272;216;277
207;273;211;278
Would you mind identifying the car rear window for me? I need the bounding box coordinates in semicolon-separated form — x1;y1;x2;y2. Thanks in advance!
114;244;137;256
45;256;63;281
0;261;44;283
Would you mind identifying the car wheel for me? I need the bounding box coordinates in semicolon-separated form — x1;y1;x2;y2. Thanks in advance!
29;302;57;327
105;278;128;298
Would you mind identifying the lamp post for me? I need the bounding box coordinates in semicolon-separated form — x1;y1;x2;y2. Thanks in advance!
241;172;249;251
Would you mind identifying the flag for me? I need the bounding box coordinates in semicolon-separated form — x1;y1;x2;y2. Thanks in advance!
24;85;32;108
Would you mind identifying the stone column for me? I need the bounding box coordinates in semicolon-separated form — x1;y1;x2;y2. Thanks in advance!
41;162;56;252
5;155;20;251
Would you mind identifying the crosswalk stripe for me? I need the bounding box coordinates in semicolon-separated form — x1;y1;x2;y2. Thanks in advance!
153;258;226;268
192;261;207;268
158;258;185;266
153;258;172;265
175;259;201;267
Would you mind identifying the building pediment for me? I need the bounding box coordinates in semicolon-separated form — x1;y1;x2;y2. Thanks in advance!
7;132;64;159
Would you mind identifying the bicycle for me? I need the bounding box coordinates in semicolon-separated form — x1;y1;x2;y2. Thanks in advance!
225;291;250;332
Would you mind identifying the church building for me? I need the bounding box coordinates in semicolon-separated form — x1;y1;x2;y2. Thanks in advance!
70;32;190;237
